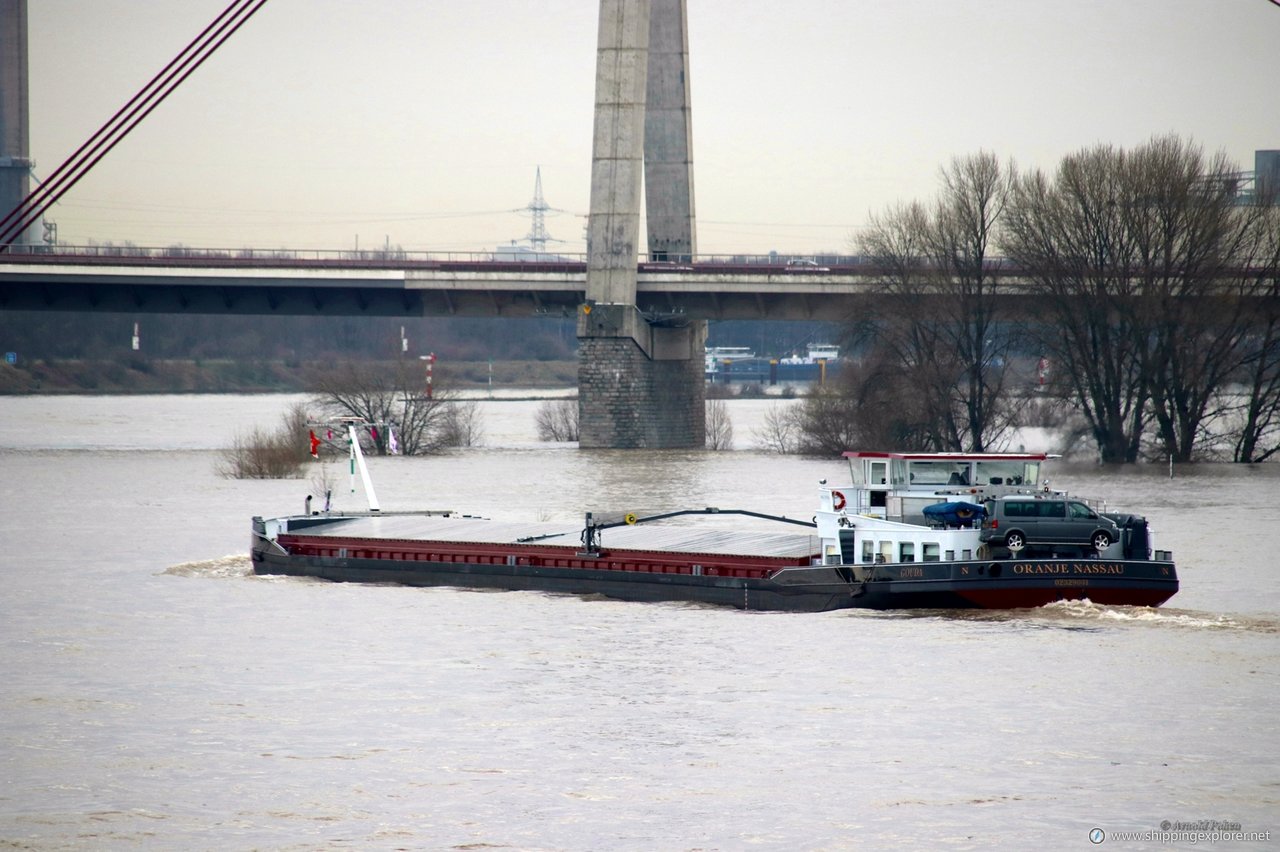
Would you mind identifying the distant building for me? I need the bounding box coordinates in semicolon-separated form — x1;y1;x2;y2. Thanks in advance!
1256;150;1280;203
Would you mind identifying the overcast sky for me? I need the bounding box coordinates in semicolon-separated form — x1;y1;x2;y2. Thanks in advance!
26;0;1280;255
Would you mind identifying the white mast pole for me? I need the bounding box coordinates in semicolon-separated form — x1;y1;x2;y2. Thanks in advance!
347;424;381;512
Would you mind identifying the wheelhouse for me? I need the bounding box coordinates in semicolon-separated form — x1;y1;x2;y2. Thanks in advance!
838;451;1049;521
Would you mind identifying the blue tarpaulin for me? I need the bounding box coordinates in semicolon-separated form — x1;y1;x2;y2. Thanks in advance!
922;501;986;526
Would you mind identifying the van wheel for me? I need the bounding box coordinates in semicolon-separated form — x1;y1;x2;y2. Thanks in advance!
1092;531;1113;551
1004;531;1026;551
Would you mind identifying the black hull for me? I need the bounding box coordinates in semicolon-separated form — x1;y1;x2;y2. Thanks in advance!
252;538;1179;613
252;548;854;612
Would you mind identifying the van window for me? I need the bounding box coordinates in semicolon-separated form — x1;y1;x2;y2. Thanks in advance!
1002;499;1064;518
1068;501;1096;519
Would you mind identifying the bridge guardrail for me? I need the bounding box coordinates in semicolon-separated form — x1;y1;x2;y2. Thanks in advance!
1;244;1026;277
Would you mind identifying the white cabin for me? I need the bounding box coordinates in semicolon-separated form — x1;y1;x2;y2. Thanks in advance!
781;343;839;365
812;451;1052;574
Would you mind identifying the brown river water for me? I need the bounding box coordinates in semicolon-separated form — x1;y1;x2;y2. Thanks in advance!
1;394;1277;850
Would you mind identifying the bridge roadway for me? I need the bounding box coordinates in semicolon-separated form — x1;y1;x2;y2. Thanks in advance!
0;249;1031;321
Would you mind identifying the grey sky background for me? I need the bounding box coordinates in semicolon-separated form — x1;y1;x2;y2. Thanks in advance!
27;0;1280;255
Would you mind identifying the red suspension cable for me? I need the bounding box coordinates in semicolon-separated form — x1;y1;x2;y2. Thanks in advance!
1;0;271;249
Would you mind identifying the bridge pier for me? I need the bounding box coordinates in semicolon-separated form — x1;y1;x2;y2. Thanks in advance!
1;0;37;247
578;304;705;448
579;0;704;448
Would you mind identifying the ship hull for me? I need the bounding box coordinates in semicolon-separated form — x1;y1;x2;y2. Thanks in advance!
252;517;1178;613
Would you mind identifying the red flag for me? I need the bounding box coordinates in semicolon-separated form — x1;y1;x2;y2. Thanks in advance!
309;430;321;458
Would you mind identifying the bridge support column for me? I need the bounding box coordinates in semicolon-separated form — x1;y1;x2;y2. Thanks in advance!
579;0;704;448
578;304;705;448
0;0;36;247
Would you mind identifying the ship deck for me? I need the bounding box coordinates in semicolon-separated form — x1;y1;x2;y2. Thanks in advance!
285;513;820;559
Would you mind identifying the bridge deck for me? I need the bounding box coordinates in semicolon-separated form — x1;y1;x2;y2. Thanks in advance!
0;250;1030;319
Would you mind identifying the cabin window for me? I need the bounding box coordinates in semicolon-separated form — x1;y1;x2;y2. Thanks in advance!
962;549;972;560
862;540;874;563
825;544;841;565
923;543;941;562
880;541;893;564
945;549;956;561
975;460;1031;487
900;542;915;562
906;461;970;486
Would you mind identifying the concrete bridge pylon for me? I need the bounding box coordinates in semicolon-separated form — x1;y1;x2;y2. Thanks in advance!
579;0;705;449
1;0;37;247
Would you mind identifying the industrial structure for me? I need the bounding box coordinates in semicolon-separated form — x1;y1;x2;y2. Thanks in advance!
523;167;553;254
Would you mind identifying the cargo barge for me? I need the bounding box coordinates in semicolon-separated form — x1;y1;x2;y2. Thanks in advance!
251;437;1178;612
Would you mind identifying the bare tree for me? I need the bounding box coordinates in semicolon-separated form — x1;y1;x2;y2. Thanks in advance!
1233;310;1280;462
705;399;734;450
786;353;940;456
1003;135;1280;462
1124;138;1274;461
535;398;579;442
931;152;1020;450
791;386;865;456
442;399;485;448
857;201;960;448
216;402;310;479
855;152;1019;451
309;361;459;455
1002;144;1154;463
1231;204;1280;462
753;403;801;453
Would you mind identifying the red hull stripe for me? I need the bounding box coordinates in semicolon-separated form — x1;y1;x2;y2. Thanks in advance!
278;534;816;580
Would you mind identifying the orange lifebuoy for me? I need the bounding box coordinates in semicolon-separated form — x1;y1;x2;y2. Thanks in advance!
832;490;847;511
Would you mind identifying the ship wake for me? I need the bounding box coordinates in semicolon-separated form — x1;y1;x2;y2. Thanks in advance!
161;555;254;579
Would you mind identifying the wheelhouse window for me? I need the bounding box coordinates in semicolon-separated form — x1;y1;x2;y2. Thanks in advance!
974;460;1039;487
905;461;971;487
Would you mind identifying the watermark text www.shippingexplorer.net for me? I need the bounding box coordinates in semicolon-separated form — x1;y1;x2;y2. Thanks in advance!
1089;820;1271;845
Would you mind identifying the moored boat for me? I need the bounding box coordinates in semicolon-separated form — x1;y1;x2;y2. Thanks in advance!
251;438;1178;612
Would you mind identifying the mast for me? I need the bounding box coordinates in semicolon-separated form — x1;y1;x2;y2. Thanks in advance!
347;424;380;512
